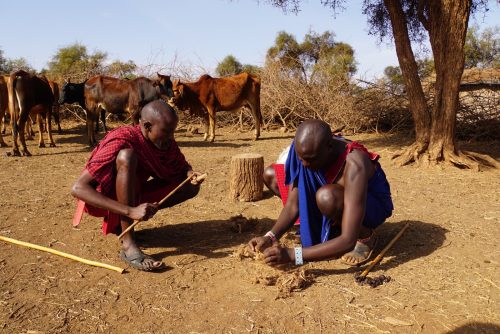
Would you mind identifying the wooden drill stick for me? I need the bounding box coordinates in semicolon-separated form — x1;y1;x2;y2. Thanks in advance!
0;235;124;273
118;173;207;240
359;223;410;279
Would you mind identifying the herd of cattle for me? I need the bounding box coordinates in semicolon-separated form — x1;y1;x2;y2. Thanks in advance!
0;70;262;156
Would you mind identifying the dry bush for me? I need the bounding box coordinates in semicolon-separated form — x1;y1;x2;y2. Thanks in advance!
352;80;413;133
259;62;360;132
456;89;500;140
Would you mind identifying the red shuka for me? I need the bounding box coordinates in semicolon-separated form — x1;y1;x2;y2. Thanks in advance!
72;125;191;234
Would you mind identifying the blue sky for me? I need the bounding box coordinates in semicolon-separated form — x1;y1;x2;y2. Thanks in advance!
1;0;498;79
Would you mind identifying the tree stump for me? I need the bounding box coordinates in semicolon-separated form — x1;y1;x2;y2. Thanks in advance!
229;153;264;202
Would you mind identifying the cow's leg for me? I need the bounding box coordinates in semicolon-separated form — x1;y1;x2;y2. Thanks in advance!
202;112;210;141
25;116;34;140
100;109;107;133
208;110;216;142
86;108;96;147
0;111;7;147
18;110;31;156
37;113;45;148
1;115;6;135
9;107;21;156
45;107;56;147
53;104;62;134
248;101;261;140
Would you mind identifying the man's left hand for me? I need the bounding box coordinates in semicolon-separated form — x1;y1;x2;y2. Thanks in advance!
262;245;294;265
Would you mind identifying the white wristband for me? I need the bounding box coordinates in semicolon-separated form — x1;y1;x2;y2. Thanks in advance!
294;247;303;265
265;231;277;243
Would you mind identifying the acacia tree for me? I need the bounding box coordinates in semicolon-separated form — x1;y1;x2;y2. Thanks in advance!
266;30;357;83
267;0;496;169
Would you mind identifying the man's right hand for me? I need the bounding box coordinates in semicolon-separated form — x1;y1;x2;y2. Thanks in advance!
128;203;159;221
248;236;273;253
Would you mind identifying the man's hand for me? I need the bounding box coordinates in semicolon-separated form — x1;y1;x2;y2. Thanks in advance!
262;245;294;265
187;170;205;185
248;236;273;253
128;202;159;221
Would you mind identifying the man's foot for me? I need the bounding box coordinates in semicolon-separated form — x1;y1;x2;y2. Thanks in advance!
119;249;164;272
340;235;377;266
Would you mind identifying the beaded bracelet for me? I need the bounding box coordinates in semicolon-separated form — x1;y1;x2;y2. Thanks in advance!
294;247;303;265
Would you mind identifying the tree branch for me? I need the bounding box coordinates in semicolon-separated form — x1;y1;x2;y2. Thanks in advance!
417;0;430;31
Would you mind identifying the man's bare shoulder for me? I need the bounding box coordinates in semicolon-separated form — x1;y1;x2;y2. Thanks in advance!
345;150;375;177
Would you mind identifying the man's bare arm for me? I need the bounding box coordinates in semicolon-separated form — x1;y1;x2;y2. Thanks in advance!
301;153;372;261
71;170;156;221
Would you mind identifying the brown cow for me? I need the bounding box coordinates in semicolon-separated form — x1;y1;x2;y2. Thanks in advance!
7;70;55;156
83;74;172;146
0;76;9;147
170;72;262;142
48;80;62;133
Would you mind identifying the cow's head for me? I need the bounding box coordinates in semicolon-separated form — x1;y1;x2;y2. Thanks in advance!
155;72;174;99
59;79;85;105
170;79;187;110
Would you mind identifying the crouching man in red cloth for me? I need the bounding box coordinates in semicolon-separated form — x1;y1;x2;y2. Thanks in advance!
71;100;204;271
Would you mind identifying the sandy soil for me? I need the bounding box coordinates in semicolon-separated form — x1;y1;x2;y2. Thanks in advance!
0;120;499;334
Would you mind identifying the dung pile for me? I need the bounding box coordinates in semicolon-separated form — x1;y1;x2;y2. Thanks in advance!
354;273;391;288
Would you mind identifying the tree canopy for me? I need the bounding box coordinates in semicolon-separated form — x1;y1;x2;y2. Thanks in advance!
266;30;357;83
464;24;499;68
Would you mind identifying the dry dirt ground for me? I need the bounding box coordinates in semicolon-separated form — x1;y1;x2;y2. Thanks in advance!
0;120;499;334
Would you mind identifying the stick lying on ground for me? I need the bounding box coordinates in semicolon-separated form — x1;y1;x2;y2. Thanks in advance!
0;235;125;274
118;173;208;240
358;223;410;280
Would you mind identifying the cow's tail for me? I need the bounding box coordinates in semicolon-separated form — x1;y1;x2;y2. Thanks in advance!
7;73;20;136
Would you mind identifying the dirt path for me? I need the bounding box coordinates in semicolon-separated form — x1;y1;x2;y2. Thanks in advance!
0;121;499;334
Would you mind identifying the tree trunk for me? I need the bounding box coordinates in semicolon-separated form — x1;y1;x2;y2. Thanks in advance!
229;153;264;201
389;0;497;169
427;0;474;166
385;0;431;165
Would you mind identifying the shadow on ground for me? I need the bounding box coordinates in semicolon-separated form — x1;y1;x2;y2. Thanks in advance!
136;217;275;260
305;220;448;276
445;322;500;334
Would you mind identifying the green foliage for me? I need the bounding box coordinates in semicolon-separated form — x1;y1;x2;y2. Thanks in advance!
266;29;357;83
464;25;499;69
241;64;261;75
4;57;35;73
215;55;261;77
0;48;35;74
0;48;7;74
47;43;108;81
216;55;243;76
107;60;137;79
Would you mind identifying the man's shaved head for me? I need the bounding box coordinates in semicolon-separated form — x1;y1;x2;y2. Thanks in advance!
295;119;332;150
294;120;334;171
141;99;178;125
140;99;178;150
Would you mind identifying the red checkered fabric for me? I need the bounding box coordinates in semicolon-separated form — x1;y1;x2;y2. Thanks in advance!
273;163;300;225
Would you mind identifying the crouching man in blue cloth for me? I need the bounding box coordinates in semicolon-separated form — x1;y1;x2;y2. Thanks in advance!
248;119;393;266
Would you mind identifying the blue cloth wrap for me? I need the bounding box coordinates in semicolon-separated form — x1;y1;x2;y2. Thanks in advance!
285;142;393;247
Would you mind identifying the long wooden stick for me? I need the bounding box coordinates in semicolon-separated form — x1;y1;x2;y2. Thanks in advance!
0;235;124;274
118;173;207;240
359;223;410;279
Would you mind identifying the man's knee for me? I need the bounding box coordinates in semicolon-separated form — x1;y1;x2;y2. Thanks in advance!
316;184;344;217
263;165;275;187
184;183;200;200
116;149;137;171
